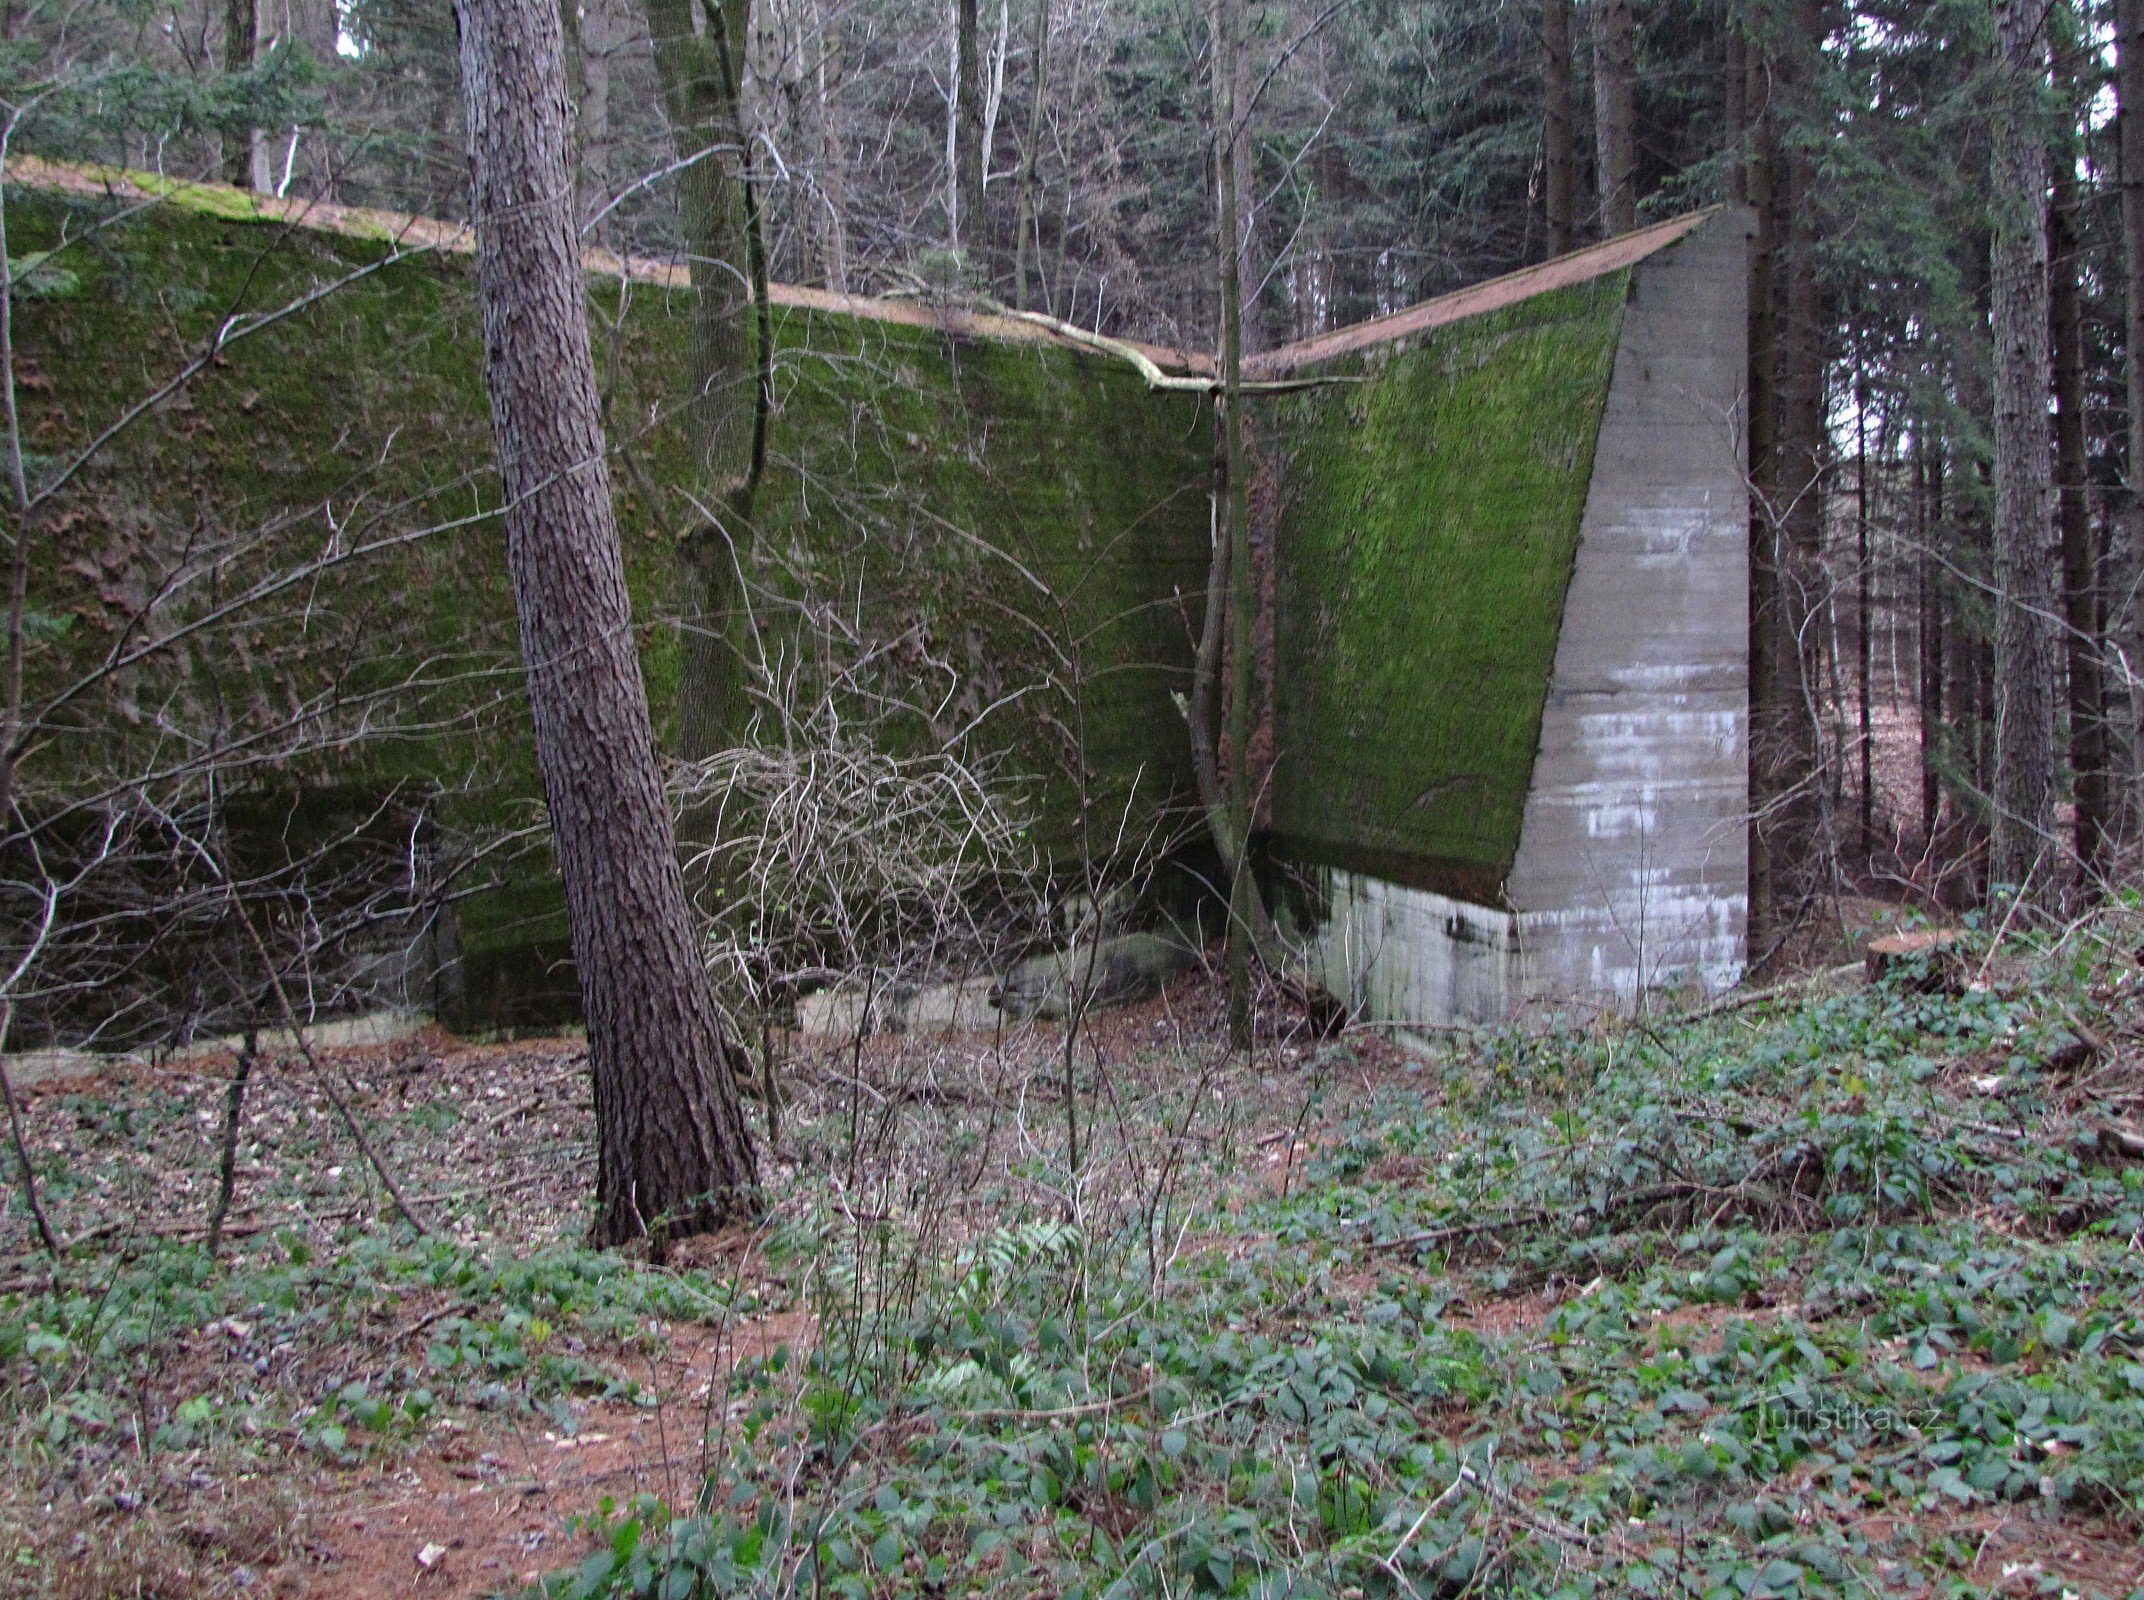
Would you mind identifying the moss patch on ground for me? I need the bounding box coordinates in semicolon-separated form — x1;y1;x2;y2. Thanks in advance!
1262;273;1627;902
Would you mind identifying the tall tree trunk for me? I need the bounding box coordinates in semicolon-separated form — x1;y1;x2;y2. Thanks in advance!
1723;6;1747;206
1214;0;1254;1049
1013;0;1050;309
641;0;764;762
223;0;269;191
1230;11;1263;353
1856;373;1873;855
1776;0;1829;917
1746;0;1828;953
1744;12;1786;953
2051;164;2107;876
1543;0;1577;254
811;0;851;293
455;0;759;1246
1919;442;1944;844
1592;0;1637;234
1989;0;2062;902
577;0;619;234
2118;0;2144;842
955;0;985;262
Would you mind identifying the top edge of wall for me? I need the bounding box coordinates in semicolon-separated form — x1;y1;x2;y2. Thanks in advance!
1246;205;1741;379
3;153;1211;379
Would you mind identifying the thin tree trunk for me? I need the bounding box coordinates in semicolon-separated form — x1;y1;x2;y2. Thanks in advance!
1231;9;1263;353
0;1003;55;1256
1214;0;1254;1049
1856;374;1873;856
1013;0;1050;309
955;0;985;262
1724;7;1747;206
1592;0;1636;234
1745;22;1785;950
455;0;759;1246
206;1029;256;1258
1760;0;1830;937
641;0;763;763
2051;163;2107;876
813;1;851;294
1919;442;1944;844
1989;0;2062;902
1543;0;1576;254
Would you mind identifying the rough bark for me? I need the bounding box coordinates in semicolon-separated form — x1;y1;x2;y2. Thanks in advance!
455;0;759;1245
641;0;762;763
1989;0;2062;902
1543;0;1577;255
2051;168;2108;875
1592;0;1636;235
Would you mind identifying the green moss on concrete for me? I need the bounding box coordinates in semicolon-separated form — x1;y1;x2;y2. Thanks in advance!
6;187;1210;1022
1264;274;1627;899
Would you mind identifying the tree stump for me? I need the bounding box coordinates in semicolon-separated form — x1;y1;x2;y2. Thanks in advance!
1863;928;1967;992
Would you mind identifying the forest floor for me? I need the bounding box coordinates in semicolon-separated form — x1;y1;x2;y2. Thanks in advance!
2;913;2143;1600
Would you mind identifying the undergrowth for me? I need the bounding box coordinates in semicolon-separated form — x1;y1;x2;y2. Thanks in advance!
546;924;2144;1600
3;916;2144;1599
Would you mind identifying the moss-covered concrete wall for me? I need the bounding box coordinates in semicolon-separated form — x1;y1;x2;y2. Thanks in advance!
6;184;1211;1026
10;161;1743;1034
1260;274;1627;904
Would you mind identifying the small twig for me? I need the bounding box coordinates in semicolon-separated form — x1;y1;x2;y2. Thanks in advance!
1679;963;1862;1024
957;1379;1160;1423
391;1300;465;1345
1370;1180;1717;1254
1456;1465;1595;1548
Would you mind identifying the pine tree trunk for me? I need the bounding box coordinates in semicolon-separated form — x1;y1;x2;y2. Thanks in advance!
1543;0;1577;254
455;0;760;1247
1918;446;1944;845
2051;168;2107;876
1765;8;1830;930
641;0;761;762
1856;375;1873;856
1592;0;1636;234
1744;19;1786;953
2118;0;2144;841
1989;0;2062;902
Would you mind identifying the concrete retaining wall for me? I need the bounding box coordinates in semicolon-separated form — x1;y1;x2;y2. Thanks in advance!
1293;207;1752;1028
